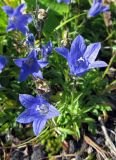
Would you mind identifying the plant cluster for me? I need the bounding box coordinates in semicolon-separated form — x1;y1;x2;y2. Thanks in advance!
0;0;115;150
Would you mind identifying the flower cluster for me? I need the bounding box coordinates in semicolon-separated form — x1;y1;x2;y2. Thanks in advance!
0;1;109;136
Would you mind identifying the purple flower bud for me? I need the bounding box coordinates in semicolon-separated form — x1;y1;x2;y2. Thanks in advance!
88;0;109;17
0;55;8;73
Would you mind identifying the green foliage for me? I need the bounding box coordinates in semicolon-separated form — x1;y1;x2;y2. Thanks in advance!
39;0;69;15
52;70;111;139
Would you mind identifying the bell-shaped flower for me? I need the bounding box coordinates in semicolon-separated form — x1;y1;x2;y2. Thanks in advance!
26;33;35;47
57;0;70;4
41;41;52;60
2;3;32;35
88;0;109;17
0;55;8;73
14;49;48;82
16;94;60;136
55;35;107;76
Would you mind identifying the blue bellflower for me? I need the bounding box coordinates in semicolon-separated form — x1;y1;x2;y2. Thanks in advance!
26;33;35;47
55;35;107;76
0;55;8;73
88;0;109;17
41;41;52;60
16;94;60;136
2;4;32;35
57;0;70;4
14;49;48;82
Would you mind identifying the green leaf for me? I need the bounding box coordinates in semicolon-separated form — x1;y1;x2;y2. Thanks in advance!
0;36;7;53
0;8;7;33
3;0;20;7
74;123;80;138
43;10;61;37
58;127;74;135
39;0;69;15
83;117;95;123
88;123;96;135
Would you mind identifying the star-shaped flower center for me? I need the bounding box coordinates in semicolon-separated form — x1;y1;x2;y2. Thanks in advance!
10;16;16;22
77;57;85;63
24;58;34;67
76;57;87;68
36;104;49;115
75;57;89;73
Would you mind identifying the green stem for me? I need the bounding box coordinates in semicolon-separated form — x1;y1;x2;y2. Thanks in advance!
16;126;57;147
54;13;86;32
102;52;116;79
101;31;114;43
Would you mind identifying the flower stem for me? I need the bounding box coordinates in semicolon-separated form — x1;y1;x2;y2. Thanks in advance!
54;13;87;32
102;51;116;79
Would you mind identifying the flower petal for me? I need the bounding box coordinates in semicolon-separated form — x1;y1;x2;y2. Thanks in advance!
46;41;53;51
42;41;52;56
70;35;86;60
57;0;70;4
17;25;29;35
2;6;14;17
57;0;62;3
29;60;40;73
36;95;48;104
33;118;47;136
98;0;102;2
14;3;26;16
55;47;69;59
6;21;15;32
84;43;101;63
88;2;101;17
70;64;89;77
28;50;37;59
26;33;35;47
14;58;27;67
16;109;35;124
101;5;110;12
19;94;37;109
89;60;108;68
0;56;8;71
37;60;48;68
65;0;70;4
88;1;109;17
17;14;33;25
32;70;43;79
19;67;30;82
46;105;60;119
